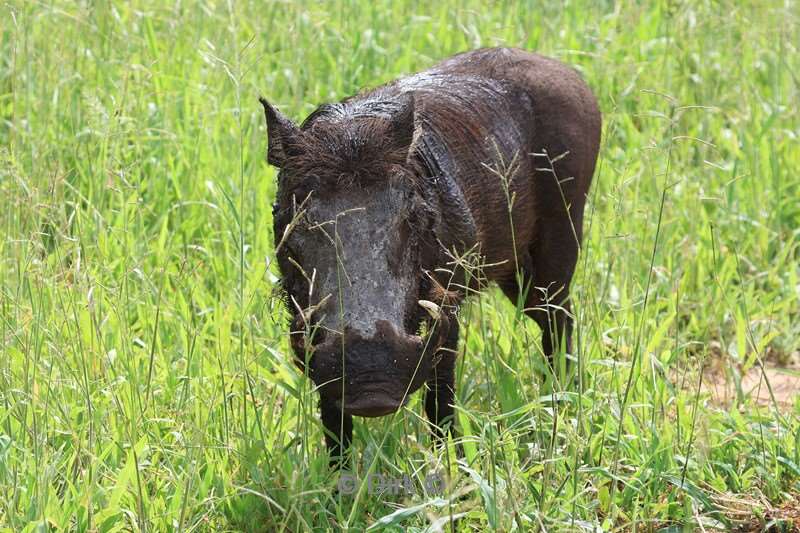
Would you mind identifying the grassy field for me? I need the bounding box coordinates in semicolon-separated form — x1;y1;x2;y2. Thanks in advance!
2;0;799;531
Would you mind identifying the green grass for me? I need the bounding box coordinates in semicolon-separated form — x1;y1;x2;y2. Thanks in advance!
1;0;799;531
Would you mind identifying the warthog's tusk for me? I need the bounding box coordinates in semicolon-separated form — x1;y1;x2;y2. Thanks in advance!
417;299;441;320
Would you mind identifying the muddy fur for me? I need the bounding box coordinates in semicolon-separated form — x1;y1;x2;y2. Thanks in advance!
261;47;601;465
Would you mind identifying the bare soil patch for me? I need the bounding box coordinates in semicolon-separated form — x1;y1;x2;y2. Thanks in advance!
701;351;800;409
730;495;800;532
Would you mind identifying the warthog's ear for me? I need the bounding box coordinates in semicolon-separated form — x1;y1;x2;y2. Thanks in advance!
259;96;301;168
386;94;423;165
389;93;416;149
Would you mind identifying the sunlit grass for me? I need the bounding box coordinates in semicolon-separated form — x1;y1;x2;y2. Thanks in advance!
1;0;798;531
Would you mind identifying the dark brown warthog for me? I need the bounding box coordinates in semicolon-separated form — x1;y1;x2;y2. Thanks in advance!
260;47;601;465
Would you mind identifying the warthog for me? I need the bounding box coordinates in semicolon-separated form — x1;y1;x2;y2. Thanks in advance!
260;47;601;465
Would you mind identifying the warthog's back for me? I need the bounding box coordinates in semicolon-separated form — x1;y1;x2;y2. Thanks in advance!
348;47;602;284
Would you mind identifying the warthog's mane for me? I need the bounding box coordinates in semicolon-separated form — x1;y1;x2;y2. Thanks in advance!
277;98;420;194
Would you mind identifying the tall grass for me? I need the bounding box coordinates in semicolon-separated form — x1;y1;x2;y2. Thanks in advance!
1;0;798;531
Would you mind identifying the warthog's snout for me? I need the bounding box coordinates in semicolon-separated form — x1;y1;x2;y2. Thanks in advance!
309;320;433;415
335;388;409;417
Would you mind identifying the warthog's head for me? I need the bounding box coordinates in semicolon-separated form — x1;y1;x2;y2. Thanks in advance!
261;95;452;417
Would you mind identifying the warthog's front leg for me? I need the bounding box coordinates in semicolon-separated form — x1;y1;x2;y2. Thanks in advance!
425;317;459;446
320;397;352;469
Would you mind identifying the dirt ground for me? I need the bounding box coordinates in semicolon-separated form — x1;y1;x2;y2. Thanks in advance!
701;348;800;409
704;365;800;409
688;350;800;530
